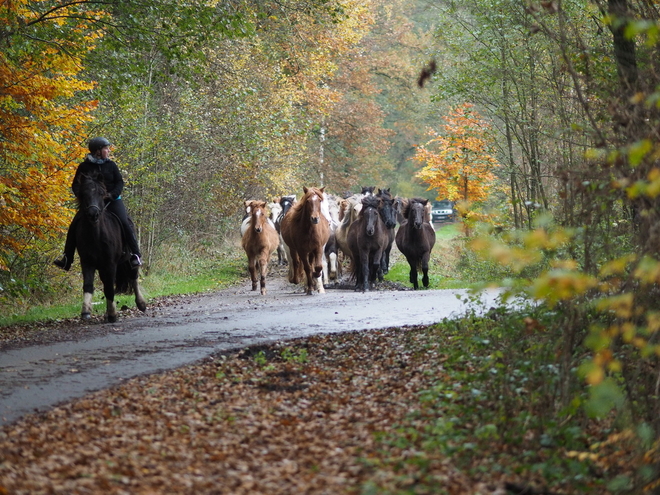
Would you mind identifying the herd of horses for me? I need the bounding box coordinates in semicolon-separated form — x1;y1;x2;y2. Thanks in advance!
241;185;437;296
70;174;437;322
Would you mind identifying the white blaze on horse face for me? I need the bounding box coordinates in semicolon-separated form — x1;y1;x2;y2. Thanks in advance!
254;208;263;233
310;195;322;224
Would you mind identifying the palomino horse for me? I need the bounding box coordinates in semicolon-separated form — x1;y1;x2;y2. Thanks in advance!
75;174;146;322
241;200;280;295
280;186;330;295
395;197;436;289
347;195;389;292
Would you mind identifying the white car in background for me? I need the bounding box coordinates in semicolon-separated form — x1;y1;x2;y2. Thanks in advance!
431;200;455;223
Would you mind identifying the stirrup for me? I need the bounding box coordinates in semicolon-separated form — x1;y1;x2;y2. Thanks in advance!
53;255;70;271
130;254;142;267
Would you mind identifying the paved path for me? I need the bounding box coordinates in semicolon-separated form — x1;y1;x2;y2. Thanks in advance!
0;279;503;426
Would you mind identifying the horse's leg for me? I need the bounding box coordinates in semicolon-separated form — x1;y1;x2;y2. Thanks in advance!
329;251;337;280
373;247;385;284
313;249;325;294
421;251;431;288
359;250;371;292
130;268;147;312
277;242;287;265
382;239;392;275
406;256;419;290
99;267;118;323
81;264;95;320
321;250;329;286
248;256;258;291
258;252;269;295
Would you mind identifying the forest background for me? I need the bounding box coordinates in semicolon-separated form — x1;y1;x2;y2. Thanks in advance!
2;0;660;492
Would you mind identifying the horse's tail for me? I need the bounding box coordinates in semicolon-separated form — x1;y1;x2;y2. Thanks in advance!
115;261;134;295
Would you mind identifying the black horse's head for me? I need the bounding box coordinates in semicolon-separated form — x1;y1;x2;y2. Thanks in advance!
361;195;381;236
407;198;428;230
377;188;397;229
77;173;108;224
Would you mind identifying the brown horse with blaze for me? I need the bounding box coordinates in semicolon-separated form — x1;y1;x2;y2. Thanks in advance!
241;200;280;295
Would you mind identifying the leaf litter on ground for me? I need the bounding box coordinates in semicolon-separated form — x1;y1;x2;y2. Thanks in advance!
0;322;624;494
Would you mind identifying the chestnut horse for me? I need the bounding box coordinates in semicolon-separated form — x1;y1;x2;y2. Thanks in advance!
241;200;280;295
395;197;436;289
280;186;330;295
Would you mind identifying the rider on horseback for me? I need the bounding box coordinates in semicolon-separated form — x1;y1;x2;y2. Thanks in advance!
53;137;142;270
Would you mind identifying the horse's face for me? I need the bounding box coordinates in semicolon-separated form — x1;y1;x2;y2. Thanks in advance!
309;194;322;224
409;200;426;230
303;189;324;225
248;201;269;233
280;195;296;214
378;198;397;229
78;174;108;224
268;202;282;222
364;204;380;236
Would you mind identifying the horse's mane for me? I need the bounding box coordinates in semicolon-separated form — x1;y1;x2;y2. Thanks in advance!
403;197;427;218
361;195;380;210
377;188;393;201
288;187;323;223
75;173;107;209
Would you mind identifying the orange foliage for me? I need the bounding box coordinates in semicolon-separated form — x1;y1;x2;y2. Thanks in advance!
0;0;106;270
413;103;500;202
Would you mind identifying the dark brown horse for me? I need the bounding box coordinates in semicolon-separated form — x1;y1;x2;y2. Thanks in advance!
241;200;280;295
395;197;436;289
274;195;296;265
280;186;330;294
75;174;146;321
347;195;389;292
376;188;397;275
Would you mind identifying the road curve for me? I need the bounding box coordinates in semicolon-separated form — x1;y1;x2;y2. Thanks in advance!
0;278;503;426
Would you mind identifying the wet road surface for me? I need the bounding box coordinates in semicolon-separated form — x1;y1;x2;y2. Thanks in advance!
0;278;503;426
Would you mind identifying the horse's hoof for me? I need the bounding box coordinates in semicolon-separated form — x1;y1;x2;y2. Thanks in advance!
81;312;91;320
106;314;118;323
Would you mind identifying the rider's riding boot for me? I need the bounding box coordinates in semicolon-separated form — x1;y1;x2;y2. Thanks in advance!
53;254;71;271
130;254;142;268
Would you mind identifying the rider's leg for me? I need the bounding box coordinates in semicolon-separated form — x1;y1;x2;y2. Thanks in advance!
53;213;80;271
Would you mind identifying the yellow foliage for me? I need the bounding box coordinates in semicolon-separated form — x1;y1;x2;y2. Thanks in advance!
0;0;107;270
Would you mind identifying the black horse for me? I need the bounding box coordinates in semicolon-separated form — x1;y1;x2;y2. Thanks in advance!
395;197;436;289
75;174;146;322
376;188;397;275
347;195;389;292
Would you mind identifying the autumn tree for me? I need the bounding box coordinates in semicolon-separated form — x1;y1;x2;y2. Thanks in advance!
414;103;500;203
0;0;106;275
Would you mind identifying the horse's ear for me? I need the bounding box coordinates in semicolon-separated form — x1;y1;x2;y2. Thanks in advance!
320;187;325;193
96;173;104;183
303;186;309;194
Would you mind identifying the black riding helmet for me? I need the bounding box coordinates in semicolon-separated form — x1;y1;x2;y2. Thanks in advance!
88;137;111;154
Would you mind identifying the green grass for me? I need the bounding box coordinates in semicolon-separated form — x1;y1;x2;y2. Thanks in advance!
385;222;481;289
0;249;247;327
